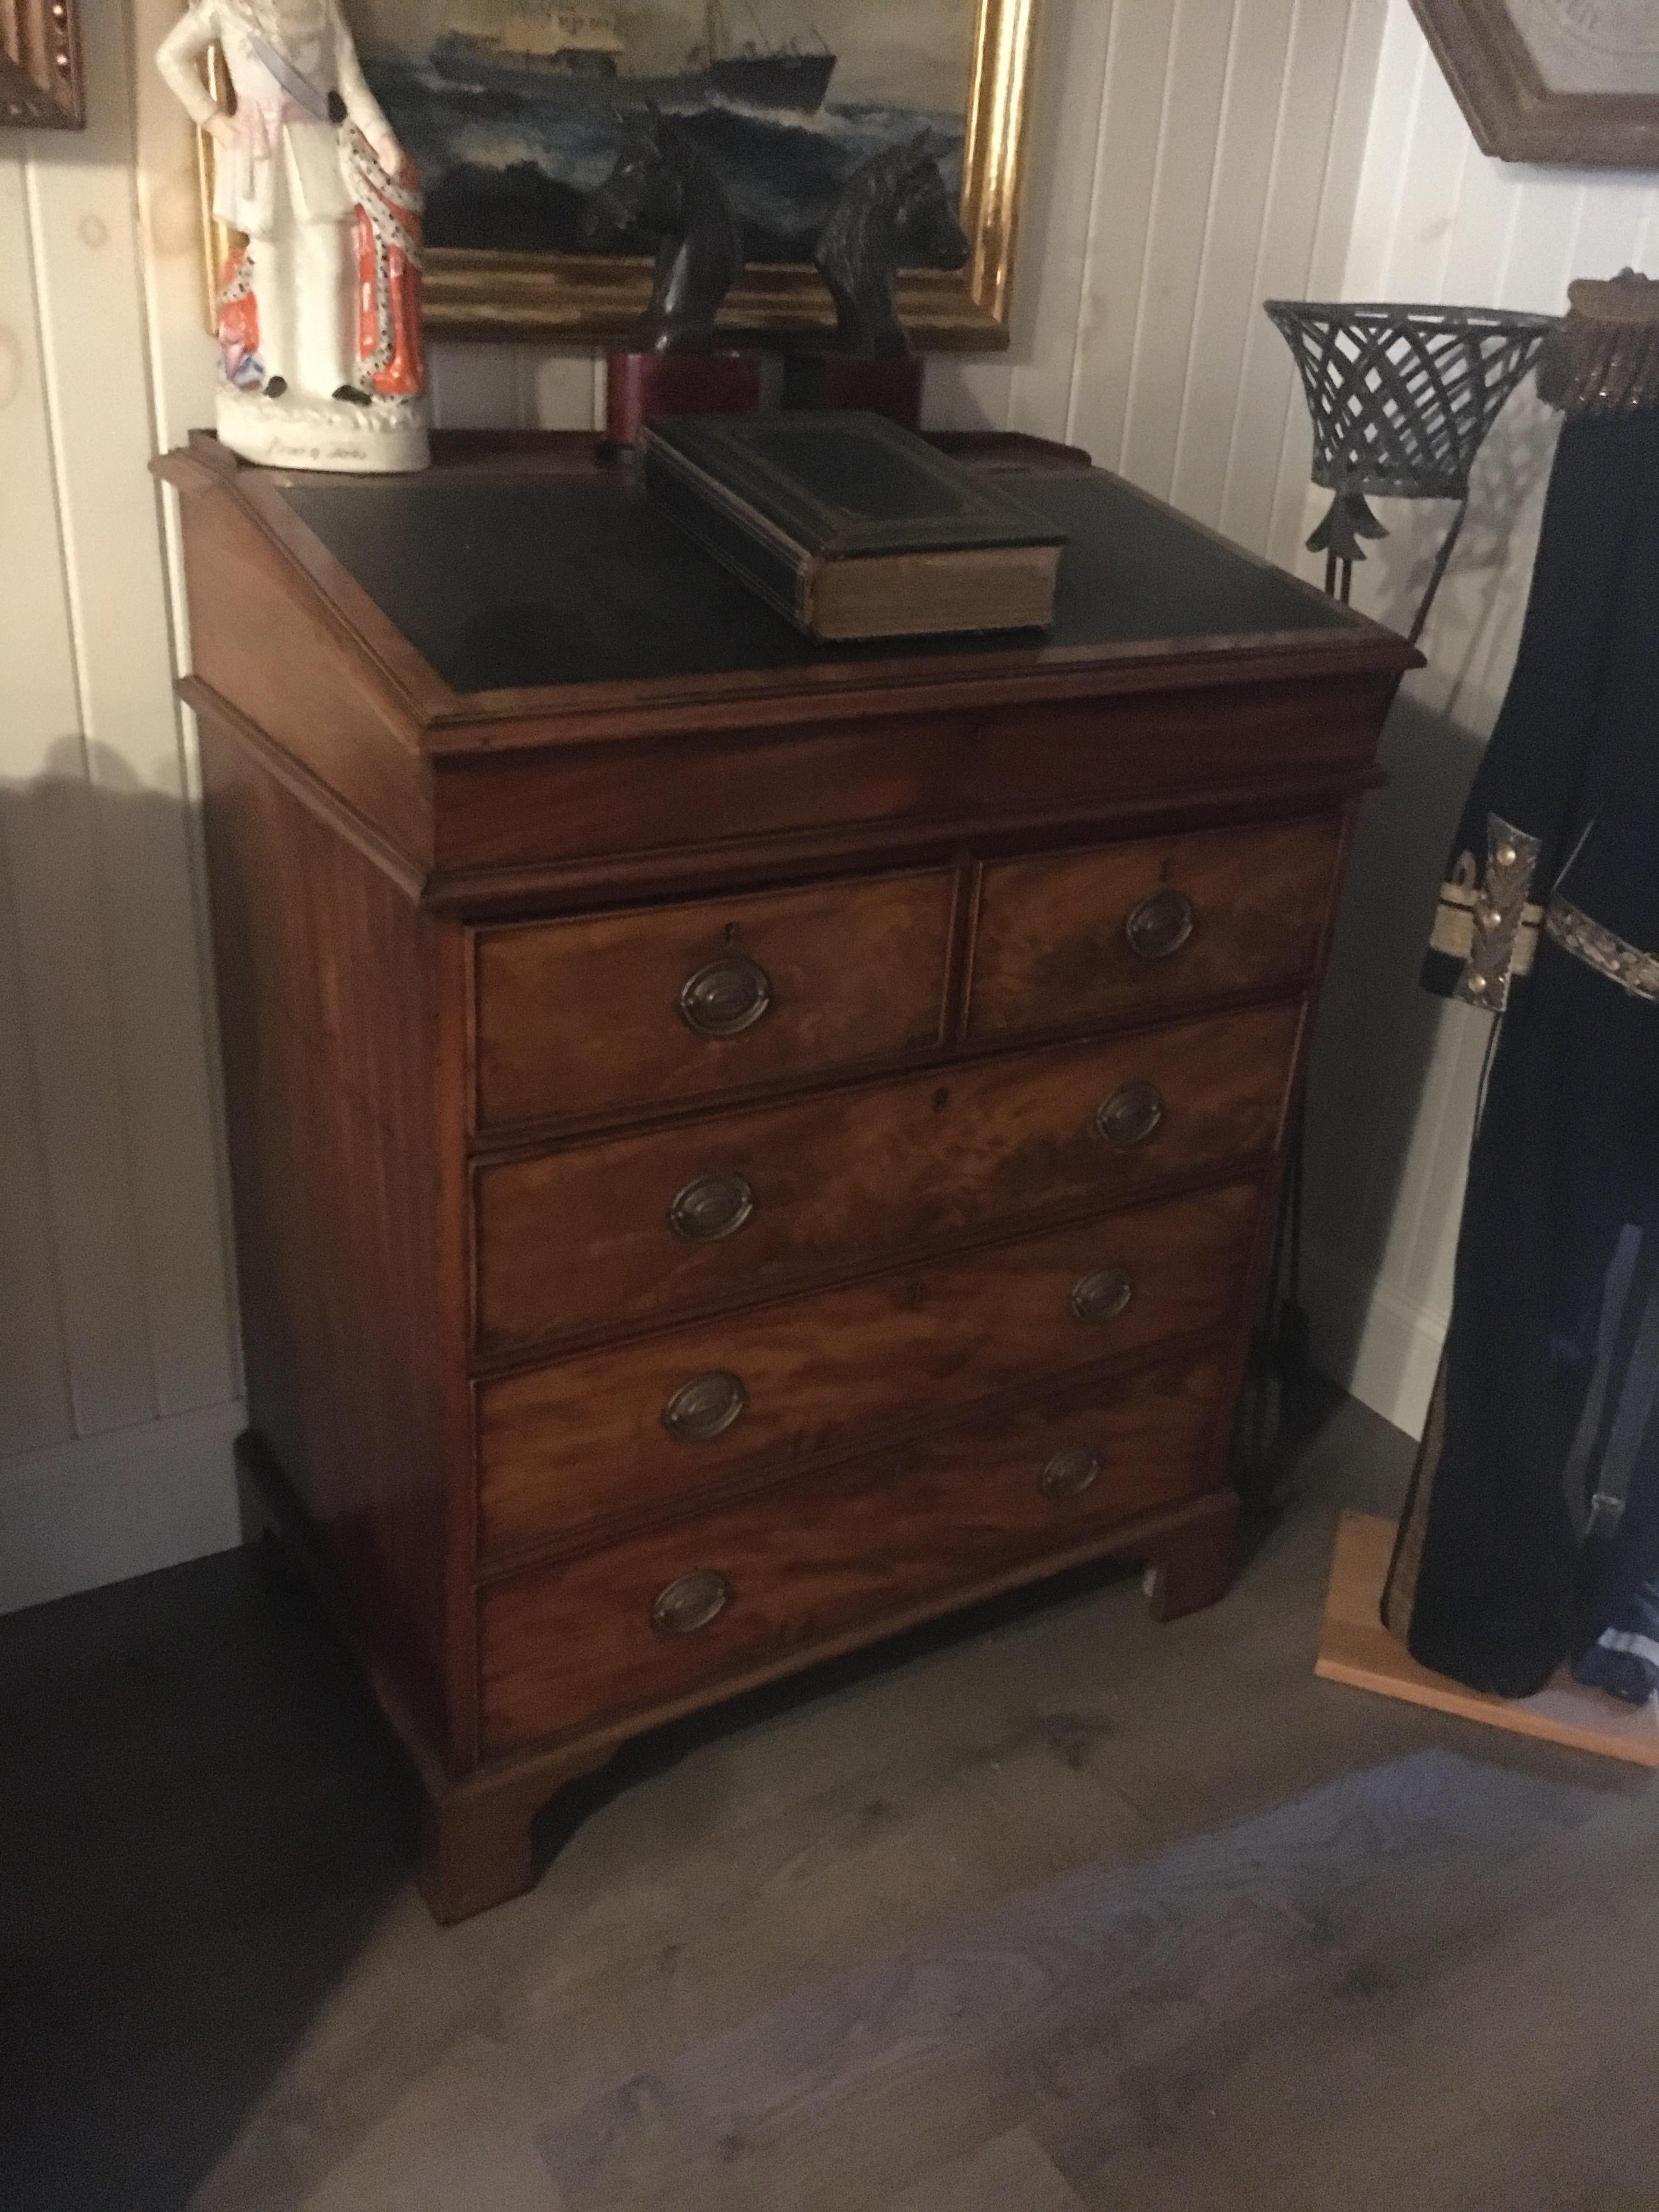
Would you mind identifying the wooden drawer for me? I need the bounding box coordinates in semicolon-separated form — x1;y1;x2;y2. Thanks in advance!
472;870;955;1133
476;1181;1258;1562
475;1002;1299;1355
967;817;1341;1042
478;1347;1227;1753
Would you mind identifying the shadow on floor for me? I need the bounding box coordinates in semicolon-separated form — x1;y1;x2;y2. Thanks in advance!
0;1379;1362;2212
0;1547;411;2212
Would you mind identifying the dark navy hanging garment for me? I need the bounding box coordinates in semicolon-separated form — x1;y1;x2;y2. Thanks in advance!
1383;407;1659;1702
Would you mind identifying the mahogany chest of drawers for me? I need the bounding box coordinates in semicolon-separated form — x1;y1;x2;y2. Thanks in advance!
159;430;1417;1921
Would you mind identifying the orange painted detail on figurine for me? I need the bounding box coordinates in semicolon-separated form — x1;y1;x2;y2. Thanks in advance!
217;241;263;390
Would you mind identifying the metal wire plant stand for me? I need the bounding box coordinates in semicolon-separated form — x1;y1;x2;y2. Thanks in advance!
1264;300;1557;642
1231;301;1555;1508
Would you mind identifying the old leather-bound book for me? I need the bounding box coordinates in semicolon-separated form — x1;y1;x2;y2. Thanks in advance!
642;411;1067;640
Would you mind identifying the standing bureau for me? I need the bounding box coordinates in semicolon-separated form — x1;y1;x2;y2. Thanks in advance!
157;429;1418;1922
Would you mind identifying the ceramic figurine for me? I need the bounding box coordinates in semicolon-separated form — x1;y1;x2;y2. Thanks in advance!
157;0;429;472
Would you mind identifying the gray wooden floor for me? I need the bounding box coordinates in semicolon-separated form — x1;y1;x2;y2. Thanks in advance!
5;1393;1658;2211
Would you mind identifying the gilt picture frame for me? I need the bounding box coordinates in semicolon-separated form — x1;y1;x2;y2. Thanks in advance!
1408;0;1659;166
194;0;1040;347
1;0;85;126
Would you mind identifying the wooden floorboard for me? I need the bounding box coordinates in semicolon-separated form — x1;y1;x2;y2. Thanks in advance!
1316;1509;1659;1769
16;1395;1659;2212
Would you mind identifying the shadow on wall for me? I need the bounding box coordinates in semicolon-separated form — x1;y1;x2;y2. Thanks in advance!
1296;390;1562;1423
0;737;239;1572
1356;386;1561;706
1304;691;1486;1287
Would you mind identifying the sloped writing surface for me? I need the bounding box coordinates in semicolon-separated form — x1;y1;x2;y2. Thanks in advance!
275;465;1352;697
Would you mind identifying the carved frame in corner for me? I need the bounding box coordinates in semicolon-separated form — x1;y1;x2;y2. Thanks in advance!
1408;0;1659;166
1;0;85;127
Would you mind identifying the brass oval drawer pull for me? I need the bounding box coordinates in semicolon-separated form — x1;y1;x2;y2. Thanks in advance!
1040;1446;1102;1503
668;1171;756;1243
662;1369;749;1443
1124;888;1195;961
679;955;774;1038
1094;1080;1165;1148
1070;1267;1133;1325
652;1570;732;1637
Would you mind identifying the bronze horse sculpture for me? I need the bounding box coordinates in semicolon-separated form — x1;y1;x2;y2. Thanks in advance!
815;134;970;358
584;105;744;354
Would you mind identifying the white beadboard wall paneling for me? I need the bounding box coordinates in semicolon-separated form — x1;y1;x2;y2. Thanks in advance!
1220;0;1365;549
27;0;237;1425
1002;0;1118;443
1262;0;1392;570
0;1400;245;1616
131;0;220;455
1166;0;1295;522
1298;0;1659;1436
0;0;241;1611
0;163;76;1466
1033;0;1388;551
426;343;600;431
128;0;248;1433
0;828;71;1462
1112;0;1240;498
427;341;527;428
1065;0;1178;467
525;349;602;430
0;155;155;1442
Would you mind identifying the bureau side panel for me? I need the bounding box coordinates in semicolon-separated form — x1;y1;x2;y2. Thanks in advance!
176;478;434;868
199;713;452;1757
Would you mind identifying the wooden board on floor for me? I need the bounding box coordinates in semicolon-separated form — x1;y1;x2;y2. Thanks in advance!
1317;1510;1659;1769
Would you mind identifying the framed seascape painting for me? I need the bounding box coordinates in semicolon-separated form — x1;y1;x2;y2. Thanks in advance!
195;0;1039;343
1409;0;1659;165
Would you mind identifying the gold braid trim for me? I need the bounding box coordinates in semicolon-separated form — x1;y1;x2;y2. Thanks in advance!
1545;897;1659;1006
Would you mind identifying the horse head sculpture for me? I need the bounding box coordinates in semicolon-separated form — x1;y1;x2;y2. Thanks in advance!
815;133;969;359
584;104;744;355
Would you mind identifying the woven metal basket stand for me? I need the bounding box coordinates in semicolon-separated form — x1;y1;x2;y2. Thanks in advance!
1265;300;1556;641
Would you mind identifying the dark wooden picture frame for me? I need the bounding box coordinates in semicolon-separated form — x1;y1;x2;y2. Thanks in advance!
1409;0;1659;166
1;0;84;126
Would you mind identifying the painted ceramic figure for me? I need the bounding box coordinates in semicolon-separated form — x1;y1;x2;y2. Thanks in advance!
156;0;428;472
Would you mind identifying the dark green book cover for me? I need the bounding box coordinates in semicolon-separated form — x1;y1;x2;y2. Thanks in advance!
641;412;1068;637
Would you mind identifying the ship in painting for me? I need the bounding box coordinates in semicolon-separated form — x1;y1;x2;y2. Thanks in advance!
432;2;838;115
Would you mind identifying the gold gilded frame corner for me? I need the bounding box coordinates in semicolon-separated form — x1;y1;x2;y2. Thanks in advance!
196;46;239;328
198;0;1040;348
